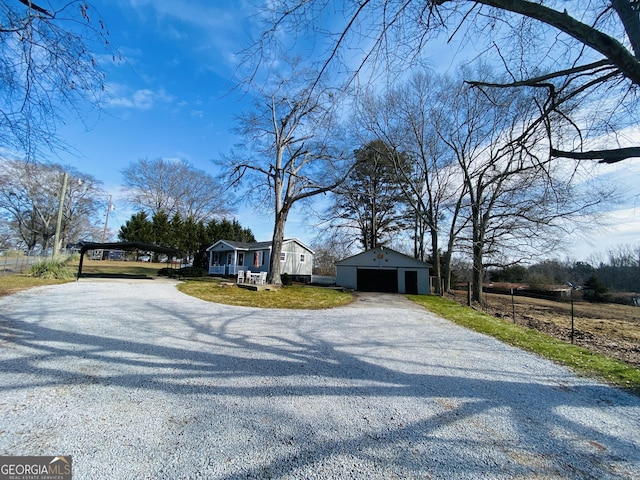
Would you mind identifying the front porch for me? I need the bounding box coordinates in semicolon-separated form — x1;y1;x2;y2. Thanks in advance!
209;264;241;276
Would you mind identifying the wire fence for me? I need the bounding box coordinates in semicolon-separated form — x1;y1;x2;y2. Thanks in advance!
0;250;50;276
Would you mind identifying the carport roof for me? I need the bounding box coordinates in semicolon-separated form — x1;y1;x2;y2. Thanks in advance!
78;241;182;256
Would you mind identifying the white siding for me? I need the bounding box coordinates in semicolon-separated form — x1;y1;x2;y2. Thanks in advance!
281;241;313;276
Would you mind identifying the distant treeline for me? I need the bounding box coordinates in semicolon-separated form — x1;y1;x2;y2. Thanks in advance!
486;246;640;294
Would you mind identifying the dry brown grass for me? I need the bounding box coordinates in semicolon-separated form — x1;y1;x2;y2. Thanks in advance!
0;275;71;297
449;290;640;367
79;259;165;276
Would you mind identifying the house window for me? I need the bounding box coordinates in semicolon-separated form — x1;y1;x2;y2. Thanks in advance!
280;252;286;261
300;254;306;263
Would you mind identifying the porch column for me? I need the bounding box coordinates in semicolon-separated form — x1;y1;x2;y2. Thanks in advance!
232;250;237;275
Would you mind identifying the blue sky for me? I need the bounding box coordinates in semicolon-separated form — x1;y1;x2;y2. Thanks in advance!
60;0;272;237
56;0;639;261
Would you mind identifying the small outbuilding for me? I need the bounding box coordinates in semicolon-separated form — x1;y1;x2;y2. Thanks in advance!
335;246;432;294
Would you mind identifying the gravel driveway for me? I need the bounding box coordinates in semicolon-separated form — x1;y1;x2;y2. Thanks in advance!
1;280;639;479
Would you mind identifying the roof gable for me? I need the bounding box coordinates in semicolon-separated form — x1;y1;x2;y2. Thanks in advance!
336;247;431;268
206;238;314;254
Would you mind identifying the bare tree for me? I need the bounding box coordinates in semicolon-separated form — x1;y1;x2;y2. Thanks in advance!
435;67;612;302
224;75;353;285
251;1;640;164
121;158;231;223
0;158;106;252
352;73;467;293
0;1;111;158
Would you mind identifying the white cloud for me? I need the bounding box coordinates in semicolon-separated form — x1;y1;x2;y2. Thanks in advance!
106;85;174;110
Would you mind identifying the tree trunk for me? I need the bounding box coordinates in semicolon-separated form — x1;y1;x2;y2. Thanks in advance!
472;239;484;303
430;223;442;295
471;203;484;303
267;207;290;286
442;249;452;293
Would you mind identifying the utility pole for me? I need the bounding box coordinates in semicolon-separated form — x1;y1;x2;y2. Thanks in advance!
101;195;113;243
53;172;69;257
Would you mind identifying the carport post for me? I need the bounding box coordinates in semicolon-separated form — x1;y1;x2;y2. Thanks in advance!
76;250;85;280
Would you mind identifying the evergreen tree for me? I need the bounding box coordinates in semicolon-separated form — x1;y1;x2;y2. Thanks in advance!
152;210;173;247
330;139;410;250
582;275;612;303
118;212;153;244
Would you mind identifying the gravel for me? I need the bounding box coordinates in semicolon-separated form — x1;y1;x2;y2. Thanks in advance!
1;279;639;479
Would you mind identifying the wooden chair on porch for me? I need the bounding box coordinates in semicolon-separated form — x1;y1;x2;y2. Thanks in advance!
236;270;245;283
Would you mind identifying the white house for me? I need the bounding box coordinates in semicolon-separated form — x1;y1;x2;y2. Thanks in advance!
335;246;432;294
207;239;314;282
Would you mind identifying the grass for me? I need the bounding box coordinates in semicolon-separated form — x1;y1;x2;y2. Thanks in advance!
178;277;353;309
79;260;165;276
409;294;640;395
0;274;72;297
0;259;165;297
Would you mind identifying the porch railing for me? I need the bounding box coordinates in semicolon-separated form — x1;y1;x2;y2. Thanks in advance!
208;264;241;276
208;265;225;275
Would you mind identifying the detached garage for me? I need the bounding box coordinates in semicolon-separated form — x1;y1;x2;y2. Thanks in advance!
335;247;432;295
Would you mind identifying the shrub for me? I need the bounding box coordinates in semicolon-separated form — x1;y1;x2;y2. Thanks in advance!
157;267;206;277
178;266;206;277
157;267;173;276
28;257;75;280
281;272;292;286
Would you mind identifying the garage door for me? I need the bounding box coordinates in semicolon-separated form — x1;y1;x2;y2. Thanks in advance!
357;268;398;293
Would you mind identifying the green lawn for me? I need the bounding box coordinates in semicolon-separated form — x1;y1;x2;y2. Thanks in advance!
178;278;353;309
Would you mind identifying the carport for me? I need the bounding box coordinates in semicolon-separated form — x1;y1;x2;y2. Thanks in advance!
335;247;432;295
76;242;182;279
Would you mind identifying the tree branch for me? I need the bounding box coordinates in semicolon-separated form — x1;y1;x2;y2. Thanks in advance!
17;0;52;17
551;147;640;163
465;59;615;90
435;0;640;86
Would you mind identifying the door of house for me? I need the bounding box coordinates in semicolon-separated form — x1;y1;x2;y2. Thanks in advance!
405;270;418;295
